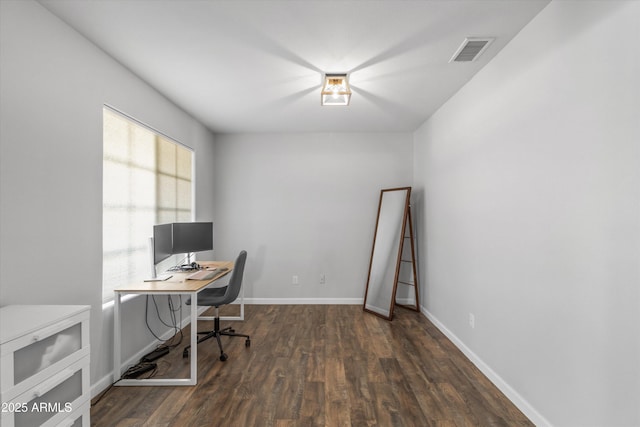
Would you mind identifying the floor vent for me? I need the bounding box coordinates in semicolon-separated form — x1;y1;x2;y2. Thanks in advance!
450;37;494;62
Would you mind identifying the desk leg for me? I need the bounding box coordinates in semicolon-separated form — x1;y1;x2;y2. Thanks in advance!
113;293;122;382
114;292;199;386
189;291;197;384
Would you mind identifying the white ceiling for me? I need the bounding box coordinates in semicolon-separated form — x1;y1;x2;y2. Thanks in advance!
39;0;550;134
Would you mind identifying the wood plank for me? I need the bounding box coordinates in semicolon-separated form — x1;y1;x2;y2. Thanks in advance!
324;356;352;427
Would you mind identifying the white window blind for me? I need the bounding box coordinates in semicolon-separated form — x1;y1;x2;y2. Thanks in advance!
102;107;193;302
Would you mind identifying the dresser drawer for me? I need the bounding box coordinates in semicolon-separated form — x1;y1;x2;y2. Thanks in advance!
0;306;90;402
1;355;90;427
56;399;90;427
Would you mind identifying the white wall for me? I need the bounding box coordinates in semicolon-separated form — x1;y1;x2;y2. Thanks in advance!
0;0;216;387
213;133;412;302
413;1;640;426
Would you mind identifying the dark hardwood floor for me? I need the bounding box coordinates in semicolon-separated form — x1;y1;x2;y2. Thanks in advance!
92;305;533;426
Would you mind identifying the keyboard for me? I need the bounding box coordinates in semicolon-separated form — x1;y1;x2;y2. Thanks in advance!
186;269;217;281
144;273;173;282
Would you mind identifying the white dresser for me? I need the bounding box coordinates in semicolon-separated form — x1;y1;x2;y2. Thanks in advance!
1;305;90;427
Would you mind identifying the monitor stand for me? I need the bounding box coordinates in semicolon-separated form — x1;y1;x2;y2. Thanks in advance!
146;236;173;281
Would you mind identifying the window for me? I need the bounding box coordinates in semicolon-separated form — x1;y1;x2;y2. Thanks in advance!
102;107;193;302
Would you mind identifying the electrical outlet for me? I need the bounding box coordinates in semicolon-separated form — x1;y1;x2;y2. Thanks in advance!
319;274;326;284
469;313;475;329
292;275;299;286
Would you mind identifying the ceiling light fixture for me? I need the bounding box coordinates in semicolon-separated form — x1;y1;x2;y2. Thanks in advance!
321;74;351;106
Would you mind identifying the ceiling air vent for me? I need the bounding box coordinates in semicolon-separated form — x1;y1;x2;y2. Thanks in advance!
450;37;494;62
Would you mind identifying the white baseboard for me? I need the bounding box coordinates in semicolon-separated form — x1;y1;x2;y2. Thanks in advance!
91;306;208;399
244;297;364;305
420;306;551;427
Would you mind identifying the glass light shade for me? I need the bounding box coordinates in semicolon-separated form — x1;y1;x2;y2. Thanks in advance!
321;74;351;106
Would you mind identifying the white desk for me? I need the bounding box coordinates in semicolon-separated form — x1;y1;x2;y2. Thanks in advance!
113;260;232;386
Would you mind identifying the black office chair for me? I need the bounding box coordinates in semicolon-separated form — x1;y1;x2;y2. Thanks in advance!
182;250;250;361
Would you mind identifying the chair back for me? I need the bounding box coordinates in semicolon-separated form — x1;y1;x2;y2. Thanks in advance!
220;250;247;305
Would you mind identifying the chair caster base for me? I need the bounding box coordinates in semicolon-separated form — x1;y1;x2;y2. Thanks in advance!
220;353;228;361
245;339;251;347
183;348;189;358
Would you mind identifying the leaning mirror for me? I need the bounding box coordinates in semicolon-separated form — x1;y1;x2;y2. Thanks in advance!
363;187;411;320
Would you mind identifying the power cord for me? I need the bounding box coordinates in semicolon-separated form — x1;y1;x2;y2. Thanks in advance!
91;360;156;407
94;293;185;408
144;295;183;349
121;361;158;379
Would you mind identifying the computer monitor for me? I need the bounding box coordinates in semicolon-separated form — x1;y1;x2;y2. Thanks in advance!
153;223;173;265
148;221;213;280
171;222;213;254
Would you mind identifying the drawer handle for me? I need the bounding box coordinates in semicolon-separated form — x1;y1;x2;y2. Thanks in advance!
59;418;77;427
31;367;76;399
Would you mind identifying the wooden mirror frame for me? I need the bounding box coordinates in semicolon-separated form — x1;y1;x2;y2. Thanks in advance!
363;187;411;320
